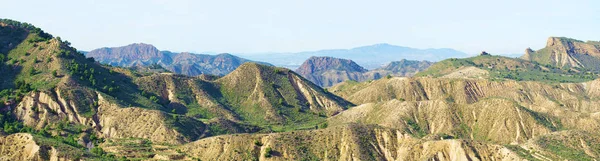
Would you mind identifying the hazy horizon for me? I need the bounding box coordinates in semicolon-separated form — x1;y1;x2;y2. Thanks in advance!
1;0;598;55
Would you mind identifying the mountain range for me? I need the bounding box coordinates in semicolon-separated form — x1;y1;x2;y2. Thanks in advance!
296;56;432;87
238;43;467;69
86;44;436;87
85;43;269;76
2;18;600;161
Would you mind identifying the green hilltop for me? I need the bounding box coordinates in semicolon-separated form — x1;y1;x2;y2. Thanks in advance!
416;54;596;83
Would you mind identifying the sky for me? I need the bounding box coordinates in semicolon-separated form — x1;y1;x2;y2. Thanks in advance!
1;0;599;55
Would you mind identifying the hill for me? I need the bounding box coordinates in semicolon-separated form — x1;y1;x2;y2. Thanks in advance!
327;76;600;160
295;56;370;87
296;56;432;87
3;18;600;160
240;43;467;69
134;63;353;132
366;59;433;77
522;37;600;71
416;53;596;83
86;43;268;76
0;19;349;160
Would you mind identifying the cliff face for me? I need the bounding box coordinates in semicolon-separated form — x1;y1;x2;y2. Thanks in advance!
521;37;600;70
0;133;84;160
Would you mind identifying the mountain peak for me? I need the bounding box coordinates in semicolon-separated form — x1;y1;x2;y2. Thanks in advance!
295;56;369;86
370;43;393;47
298;56;367;74
124;43;159;51
352;43;407;50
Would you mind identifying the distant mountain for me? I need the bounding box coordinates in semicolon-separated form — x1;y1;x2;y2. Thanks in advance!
521;37;600;71
239;43;467;69
86;43;268;76
296;56;432;87
296;56;370;87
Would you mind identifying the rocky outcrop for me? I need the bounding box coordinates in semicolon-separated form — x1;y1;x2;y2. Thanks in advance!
521;37;600;70
14;88;99;130
0;133;75;161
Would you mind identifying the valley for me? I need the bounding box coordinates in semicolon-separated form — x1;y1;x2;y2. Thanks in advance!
1;18;600;161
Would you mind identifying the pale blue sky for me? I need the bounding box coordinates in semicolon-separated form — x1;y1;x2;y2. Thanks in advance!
1;0;598;55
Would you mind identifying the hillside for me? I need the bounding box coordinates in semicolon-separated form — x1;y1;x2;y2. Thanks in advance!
86;43;268;76
0;19;348;160
416;53;596;83
296;56;432;87
134;63;353;132
522;37;600;71
366;59;433;77
328;76;600;160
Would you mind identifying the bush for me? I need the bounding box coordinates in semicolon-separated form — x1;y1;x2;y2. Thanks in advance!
149;96;159;103
254;140;263;146
264;147;273;157
91;147;106;156
319;122;328;129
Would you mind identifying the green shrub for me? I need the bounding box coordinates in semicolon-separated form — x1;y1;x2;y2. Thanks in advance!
254;140;263;146
264;147;273;157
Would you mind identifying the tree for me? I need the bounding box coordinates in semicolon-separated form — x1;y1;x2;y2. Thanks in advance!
52;70;58;77
149;96;159;103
